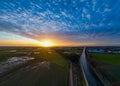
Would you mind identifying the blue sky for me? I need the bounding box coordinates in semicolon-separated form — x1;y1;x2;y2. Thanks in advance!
0;0;120;46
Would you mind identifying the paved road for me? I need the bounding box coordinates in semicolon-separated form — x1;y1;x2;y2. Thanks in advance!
69;61;74;86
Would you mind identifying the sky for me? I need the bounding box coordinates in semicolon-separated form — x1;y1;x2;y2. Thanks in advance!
0;0;120;46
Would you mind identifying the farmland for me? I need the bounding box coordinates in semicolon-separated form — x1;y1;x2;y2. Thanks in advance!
89;52;120;84
89;53;120;66
0;47;70;86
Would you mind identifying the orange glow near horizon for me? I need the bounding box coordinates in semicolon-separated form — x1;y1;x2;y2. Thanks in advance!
0;32;96;47
40;40;54;47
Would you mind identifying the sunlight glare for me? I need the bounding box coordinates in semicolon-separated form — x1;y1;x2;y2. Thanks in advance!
40;40;53;47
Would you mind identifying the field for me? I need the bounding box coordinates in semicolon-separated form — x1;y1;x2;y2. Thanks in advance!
89;53;120;82
33;48;68;69
89;53;120;66
0;60;68;86
0;47;69;86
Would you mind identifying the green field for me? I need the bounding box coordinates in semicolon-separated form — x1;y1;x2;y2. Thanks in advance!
33;49;68;69
89;53;120;81
0;48;69;69
0;60;68;86
89;53;120;66
67;49;82;54
0;48;69;86
0;52;26;62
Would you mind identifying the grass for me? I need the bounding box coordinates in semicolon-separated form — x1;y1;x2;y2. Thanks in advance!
110;66;120;81
0;48;69;86
33;49;69;70
89;53;120;81
0;52;25;62
89;53;120;66
72;63;86;86
67;49;82;55
0;48;69;70
0;60;68;86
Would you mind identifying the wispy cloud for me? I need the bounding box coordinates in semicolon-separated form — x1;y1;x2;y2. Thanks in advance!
0;0;120;45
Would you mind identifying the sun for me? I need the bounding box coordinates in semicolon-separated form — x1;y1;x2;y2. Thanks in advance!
40;41;53;47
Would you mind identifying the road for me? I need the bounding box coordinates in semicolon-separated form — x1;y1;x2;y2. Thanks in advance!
69;61;74;86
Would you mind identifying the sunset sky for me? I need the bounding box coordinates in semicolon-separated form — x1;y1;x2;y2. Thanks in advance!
0;0;120;46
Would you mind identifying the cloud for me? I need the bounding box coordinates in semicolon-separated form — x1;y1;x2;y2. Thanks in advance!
86;14;91;20
0;0;120;45
104;8;111;12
